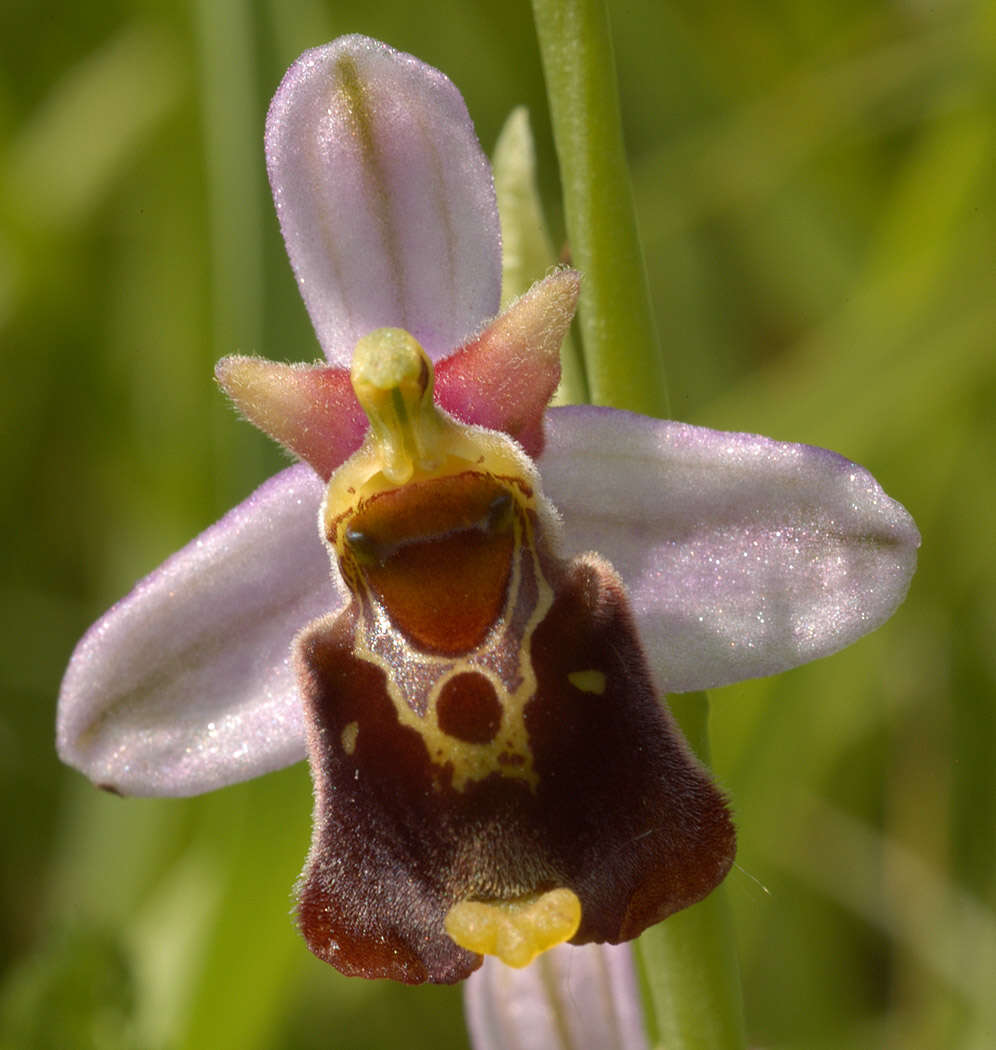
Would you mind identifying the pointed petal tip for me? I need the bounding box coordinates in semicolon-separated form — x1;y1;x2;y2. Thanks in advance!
511;265;581;315
214;353;266;411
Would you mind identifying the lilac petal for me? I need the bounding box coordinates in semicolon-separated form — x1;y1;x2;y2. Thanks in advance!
266;35;502;365
464;942;649;1050
57;465;334;797
540;406;920;693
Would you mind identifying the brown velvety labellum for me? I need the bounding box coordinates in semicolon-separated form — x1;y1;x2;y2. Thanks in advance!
526;556;736;942
295;535;736;984
347;473;515;654
296;611;483;984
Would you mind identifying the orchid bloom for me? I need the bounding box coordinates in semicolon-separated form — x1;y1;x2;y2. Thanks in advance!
56;36;919;986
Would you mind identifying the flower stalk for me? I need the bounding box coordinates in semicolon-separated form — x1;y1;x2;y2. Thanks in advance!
531;3;747;1045
637;694;747;1050
530;0;668;416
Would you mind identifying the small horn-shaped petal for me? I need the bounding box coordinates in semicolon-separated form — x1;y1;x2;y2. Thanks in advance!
266;35;502;364
215;357;366;480
436;269;579;457
541;406;920;693
216;270;580;470
56;466;331;796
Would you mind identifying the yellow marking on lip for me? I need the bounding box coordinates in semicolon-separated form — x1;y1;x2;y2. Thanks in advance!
444;888;581;967
341;721;359;755
345;483;553;793
568;669;607;695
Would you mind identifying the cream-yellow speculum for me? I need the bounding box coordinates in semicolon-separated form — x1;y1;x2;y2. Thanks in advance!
323;328;581;966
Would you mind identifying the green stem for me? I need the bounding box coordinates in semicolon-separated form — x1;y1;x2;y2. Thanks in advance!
637;693;747;1050
531;4;744;1044
530;0;669;416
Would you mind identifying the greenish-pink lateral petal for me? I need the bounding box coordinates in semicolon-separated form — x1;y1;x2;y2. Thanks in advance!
215;356;367;480
436;269;578;458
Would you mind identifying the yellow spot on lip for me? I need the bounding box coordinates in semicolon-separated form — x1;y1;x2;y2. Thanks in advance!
568;669;607;695
444;887;581;967
341;721;359;755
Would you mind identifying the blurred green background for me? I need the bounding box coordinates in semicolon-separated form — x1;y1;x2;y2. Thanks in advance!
1;1;993;1047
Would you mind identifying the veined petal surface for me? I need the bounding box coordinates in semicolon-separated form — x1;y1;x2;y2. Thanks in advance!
266;35;501;365
540;406;920;693
57;465;332;797
464;942;648;1050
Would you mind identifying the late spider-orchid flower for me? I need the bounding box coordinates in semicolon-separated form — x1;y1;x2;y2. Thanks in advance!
56;36;919;985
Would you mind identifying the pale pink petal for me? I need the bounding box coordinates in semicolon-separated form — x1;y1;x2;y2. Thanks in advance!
464;942;648;1050
540;406;920;693
266;35;501;365
56;465;335;797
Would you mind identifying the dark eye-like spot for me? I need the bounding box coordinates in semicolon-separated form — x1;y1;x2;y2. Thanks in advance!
345;528;382;564
484;491;513;533
436;672;503;744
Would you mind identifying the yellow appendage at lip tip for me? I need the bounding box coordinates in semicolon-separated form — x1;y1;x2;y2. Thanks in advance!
567;669;607;695
444;888;582;968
